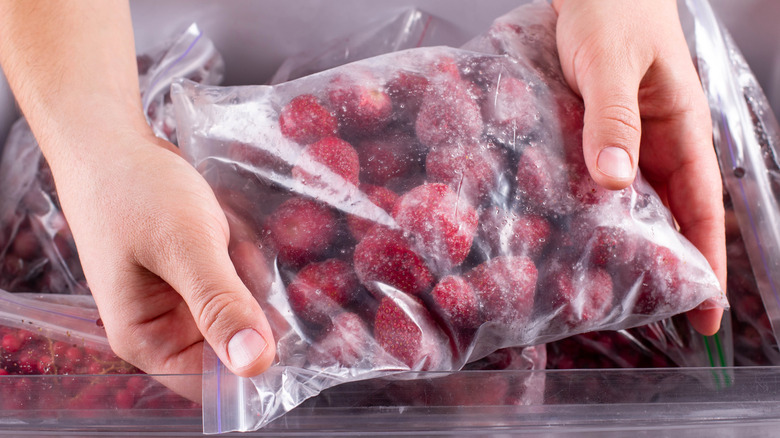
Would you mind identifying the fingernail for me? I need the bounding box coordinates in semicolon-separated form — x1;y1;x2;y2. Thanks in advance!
227;328;267;370
597;147;632;180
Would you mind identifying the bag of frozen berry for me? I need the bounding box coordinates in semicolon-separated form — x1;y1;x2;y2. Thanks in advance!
0;289;200;412
173;2;726;432
269;7;468;85
692;0;780;364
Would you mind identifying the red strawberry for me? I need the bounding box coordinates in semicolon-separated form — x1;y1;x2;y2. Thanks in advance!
346;185;399;242
477;206;551;260
630;244;693;315
327;71;393;136
540;261;614;329
373;295;449;369
386;71;430;121
515;143;574;216
267;197;338;267
287;259;360;327
415;79;484;149
356;132;422;186
279;94;338;144
392;183;478;270
467;256;537;326
483;75;539;148
425;139;508;206
292;136;360;187
430;275;480;331
353;226;434;296
307;312;373;368
227;141;291;174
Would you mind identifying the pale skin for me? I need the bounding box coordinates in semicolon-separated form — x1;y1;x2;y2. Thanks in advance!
0;0;726;393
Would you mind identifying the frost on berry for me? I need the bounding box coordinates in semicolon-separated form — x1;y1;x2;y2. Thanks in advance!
425;139;509;207
327;71;393;137
279;94;338;144
415;79;484;149
267;197;338;267
467;256;537;328
292;136;360;188
353;226;434;297
287;259;360;327
392;183;478;271
307;312;374;368
373;294;449;369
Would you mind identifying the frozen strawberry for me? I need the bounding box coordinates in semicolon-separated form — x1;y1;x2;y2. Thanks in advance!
568;160;617;207
415;79;484;149
327;71;392;136
392;183;478;270
430;55;462;81
307;312;373;368
267;197;338;267
630;244;694;315
515;143;574;216
553;93;585;148
292;136;360;187
373;295;449;369
346;185;399;242
287;259;360;326
356;132;422;186
476;207;551;260
430;275;480;331
484;75;539;148
587;224;640;268
353;226;434;296
227;141;291;174
425;139;508;206
386;71;430;120
467;256;537;326
540;261;614;328
279;94;338;144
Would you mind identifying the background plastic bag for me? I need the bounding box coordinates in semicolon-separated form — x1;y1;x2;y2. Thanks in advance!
0;24;223;295
269;7;467;85
0;290;199;412
174;3;725;432
692;0;780;361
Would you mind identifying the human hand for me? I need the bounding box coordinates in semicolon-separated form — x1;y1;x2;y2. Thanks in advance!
553;0;726;335
46;127;277;392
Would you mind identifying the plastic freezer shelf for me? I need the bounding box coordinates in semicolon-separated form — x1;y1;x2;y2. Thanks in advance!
1;367;780;436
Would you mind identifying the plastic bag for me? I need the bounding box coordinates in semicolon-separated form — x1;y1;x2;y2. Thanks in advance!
269;7;468;85
140;23;225;144
174;3;725;432
692;0;780;358
0;24;223;295
0;290;199;412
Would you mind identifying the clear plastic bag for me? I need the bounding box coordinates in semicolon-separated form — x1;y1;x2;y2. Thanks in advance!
140;23;225;144
0;290;199;411
0;24;224;295
692;0;780;360
173;3;725;432
269;7;468;85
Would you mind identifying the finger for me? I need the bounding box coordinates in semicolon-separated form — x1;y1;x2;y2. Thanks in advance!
577;53;645;190
138;222;277;378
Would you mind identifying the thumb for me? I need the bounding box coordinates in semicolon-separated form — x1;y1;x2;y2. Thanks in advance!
146;230;277;378
575;54;644;191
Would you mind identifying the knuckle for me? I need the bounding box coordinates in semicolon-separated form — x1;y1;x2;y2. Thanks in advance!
596;102;642;142
190;287;244;340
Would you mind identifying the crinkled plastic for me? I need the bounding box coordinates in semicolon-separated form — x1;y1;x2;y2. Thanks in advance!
0;24;223;295
269;7;468;85
140;23;225;144
692;0;780;363
173;3;726;432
